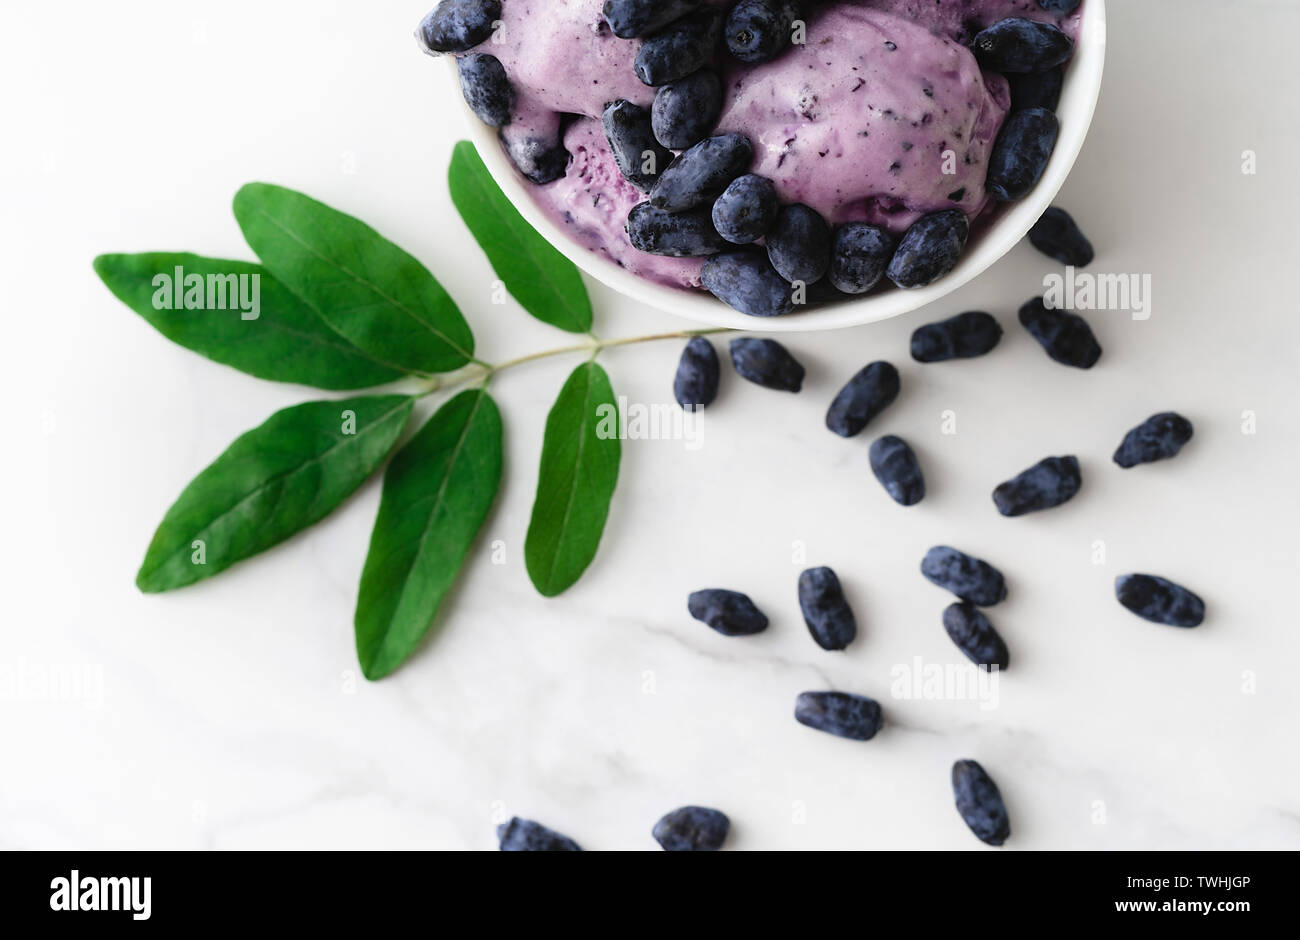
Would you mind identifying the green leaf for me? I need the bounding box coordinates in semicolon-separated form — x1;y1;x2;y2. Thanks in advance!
93;253;405;390
525;362;621;597
355;389;504;679
137;395;414;593
232;183;475;374
448;140;593;334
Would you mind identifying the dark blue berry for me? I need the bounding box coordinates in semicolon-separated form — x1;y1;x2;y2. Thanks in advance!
635;11;722;86
992;455;1081;516
456;53;514;127
728;337;804;390
1018;296;1102;369
652;71;723;150
602;100;673;192
603;0;700;39
416;0;501;54
725;0;800;64
825;361;900;438
711;174;779;244
921;546;1007;606
910;311;1003;362
829;223;894;294
802;277;850;307
1115;574;1206;628
1038;0;1082;14
673;336;721;410
1028;206;1094;266
952;760;1010;846
626;202;726;256
798;566;857;651
1113;412;1194;468
1008;66;1064;112
652;806;730;851
688;588;770;636
650;133;753;212
503;133;569;184
943;603;1009;671
987;107;1059;202
971;17;1074;73
869;435;925;506
886;210;970;289
767;204;831;284
794;691;883;741
703;251;795;317
497;817;582;851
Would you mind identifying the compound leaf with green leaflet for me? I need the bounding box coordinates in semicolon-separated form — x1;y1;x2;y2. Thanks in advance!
355;388;504;680
233;183;474;374
94;253;404;390
137;395;414;593
448;141;592;334
525;362;621;597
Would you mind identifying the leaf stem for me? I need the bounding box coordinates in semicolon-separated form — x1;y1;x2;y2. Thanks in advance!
417;327;733;399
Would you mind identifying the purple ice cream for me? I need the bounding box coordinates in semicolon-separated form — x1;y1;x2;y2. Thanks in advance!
429;0;1084;300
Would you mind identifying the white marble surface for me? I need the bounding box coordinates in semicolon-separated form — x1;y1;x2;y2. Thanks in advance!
3;0;1299;850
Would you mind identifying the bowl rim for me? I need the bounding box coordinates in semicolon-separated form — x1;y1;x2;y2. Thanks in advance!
449;0;1107;333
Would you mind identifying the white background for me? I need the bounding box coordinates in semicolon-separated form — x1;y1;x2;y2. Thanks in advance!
2;0;1297;850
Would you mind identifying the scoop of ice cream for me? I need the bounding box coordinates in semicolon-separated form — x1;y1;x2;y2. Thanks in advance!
715;6;1009;231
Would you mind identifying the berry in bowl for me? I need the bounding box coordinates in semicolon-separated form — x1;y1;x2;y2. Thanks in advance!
419;0;1105;330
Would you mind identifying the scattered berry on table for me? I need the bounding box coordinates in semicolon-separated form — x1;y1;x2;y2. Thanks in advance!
1028;206;1094;266
921;546;1007;606
1018;296;1102;369
943;602;1010;671
673;336;721;411
1115;574;1206;628
652;806;731;851
497;817;582;851
688;588;770;636
992;455;1082;516
1113;412;1194;468
869;435;925;506
952;760;1011;846
798;566;858;651
794;691;883;741
728;337;805;390
825;361;901;438
910;311;1003;362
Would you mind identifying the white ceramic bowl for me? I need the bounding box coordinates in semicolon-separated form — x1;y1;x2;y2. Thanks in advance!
451;1;1106;332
